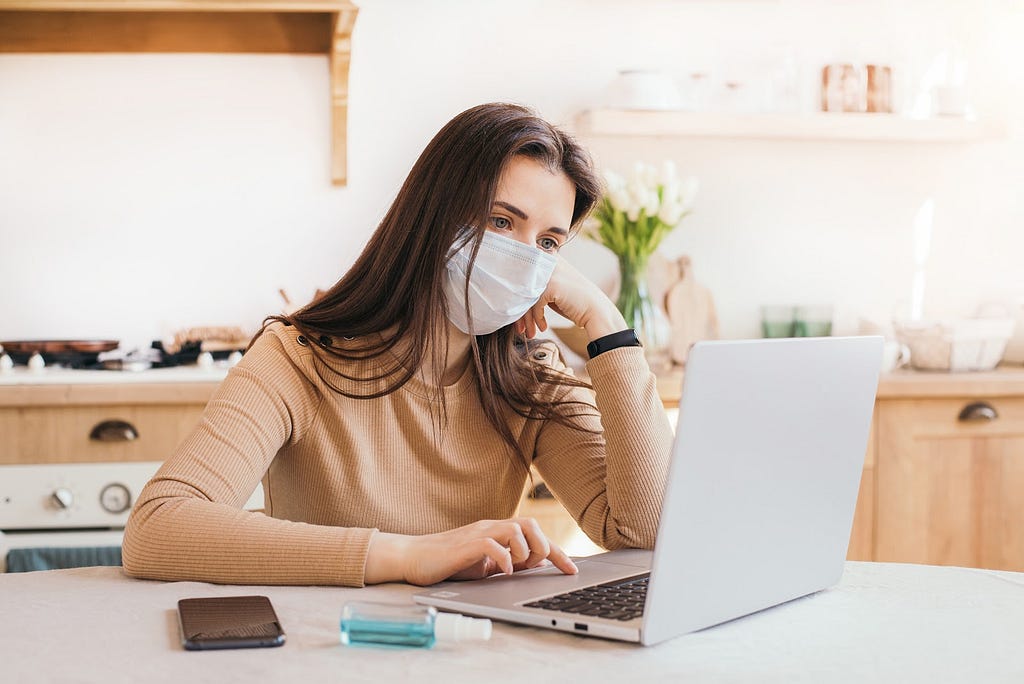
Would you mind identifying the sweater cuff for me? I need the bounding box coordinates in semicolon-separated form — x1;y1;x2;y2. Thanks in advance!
584;345;650;384
328;527;375;587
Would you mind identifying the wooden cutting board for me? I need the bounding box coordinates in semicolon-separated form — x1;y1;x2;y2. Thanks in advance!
663;256;719;365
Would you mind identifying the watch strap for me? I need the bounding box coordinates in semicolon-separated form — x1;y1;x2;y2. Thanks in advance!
586;328;642;359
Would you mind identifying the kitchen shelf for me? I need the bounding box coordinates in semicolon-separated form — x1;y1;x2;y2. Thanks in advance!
0;0;358;185
576;109;1005;143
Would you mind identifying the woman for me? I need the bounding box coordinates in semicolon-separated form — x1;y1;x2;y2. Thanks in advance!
122;103;673;587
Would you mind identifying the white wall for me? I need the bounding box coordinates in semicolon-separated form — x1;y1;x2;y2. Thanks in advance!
1;0;1021;349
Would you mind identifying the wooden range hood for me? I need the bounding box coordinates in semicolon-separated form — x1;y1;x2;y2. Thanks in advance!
0;0;359;185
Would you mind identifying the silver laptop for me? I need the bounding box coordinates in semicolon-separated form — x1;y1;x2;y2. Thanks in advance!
415;336;883;646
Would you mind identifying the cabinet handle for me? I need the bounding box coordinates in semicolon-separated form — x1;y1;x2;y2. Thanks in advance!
957;402;999;423
89;420;139;442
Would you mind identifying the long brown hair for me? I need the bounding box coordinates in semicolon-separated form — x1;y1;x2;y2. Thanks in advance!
254;102;602;467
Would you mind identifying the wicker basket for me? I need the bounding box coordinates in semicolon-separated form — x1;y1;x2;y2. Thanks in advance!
894;318;1016;371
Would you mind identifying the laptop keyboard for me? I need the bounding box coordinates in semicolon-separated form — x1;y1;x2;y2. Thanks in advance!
523;574;649;621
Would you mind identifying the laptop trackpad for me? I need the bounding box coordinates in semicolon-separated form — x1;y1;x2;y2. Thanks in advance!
420;549;653;608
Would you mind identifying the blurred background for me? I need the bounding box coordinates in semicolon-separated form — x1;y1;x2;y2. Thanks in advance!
1;0;1021;350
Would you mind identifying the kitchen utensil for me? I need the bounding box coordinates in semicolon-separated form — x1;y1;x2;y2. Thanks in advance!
665;257;719;364
866;65;893;113
881;340;911;373
794;305;833;337
604;69;683;111
894;318;1015;371
822;64;865;112
761;306;796;338
0;340;119;354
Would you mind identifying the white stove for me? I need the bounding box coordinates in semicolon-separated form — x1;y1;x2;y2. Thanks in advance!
0;462;163;570
0;364;262;572
0;460;263;571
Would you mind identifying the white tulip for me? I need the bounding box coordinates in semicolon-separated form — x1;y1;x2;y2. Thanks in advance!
626;177;646;205
662;179;681;205
658;200;684;226
643;189;660;216
609;187;630;212
626;199;642;222
603;169;625;191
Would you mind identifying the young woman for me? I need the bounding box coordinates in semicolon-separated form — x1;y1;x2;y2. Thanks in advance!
122;102;673;587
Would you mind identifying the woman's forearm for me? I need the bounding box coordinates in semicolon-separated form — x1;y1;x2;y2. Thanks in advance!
364;531;410;584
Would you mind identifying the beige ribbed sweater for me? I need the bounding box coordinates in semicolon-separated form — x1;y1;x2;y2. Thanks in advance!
122;322;673;587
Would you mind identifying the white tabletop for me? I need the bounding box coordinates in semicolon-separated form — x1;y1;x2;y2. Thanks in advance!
2;562;1023;683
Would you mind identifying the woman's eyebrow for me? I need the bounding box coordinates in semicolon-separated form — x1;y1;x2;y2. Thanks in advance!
494;200;528;219
493;200;569;235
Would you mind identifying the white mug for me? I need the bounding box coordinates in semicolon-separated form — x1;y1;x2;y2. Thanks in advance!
881;340;911;373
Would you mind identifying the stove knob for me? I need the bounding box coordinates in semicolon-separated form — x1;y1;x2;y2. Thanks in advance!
29;352;46;372
52;487;74;509
100;483;132;514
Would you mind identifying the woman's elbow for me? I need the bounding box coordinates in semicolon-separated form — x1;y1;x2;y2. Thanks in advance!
596;517;660;550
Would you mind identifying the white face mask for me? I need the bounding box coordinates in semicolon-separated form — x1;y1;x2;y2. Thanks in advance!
443;230;558;335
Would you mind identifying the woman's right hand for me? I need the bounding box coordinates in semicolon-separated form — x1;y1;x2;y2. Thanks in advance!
364;517;578;586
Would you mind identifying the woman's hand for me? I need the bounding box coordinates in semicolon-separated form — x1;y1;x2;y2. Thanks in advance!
516;257;627;342
364;517;578;586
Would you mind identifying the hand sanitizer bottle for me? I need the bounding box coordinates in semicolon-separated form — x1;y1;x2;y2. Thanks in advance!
340;601;491;648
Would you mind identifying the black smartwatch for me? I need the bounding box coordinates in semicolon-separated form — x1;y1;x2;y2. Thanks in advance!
586;329;642;359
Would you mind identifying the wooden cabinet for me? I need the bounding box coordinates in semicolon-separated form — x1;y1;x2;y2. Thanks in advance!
845;417;875;562
0;382;220;465
875;396;1024;571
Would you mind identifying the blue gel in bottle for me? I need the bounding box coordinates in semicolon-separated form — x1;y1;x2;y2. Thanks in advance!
340;601;491;649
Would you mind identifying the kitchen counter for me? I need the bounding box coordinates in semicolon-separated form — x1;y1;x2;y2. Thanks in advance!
657;364;1024;407
0;366;228;407
1;562;1022;683
0;365;229;386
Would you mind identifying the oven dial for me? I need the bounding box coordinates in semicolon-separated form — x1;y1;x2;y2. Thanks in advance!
100;483;132;514
51;487;74;510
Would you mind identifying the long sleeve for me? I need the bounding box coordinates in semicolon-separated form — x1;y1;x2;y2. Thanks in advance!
531;346;673;549
121;328;376;586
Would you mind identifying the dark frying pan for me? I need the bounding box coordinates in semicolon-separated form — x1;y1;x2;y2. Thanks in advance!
1;340;120;354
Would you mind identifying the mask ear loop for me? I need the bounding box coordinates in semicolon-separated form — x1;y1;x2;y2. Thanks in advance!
451;225;486;337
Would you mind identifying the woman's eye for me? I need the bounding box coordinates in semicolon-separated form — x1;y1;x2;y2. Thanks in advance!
490;216;511;230
539;237;560;252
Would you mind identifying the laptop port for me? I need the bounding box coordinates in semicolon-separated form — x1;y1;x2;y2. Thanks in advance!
574;623;588;632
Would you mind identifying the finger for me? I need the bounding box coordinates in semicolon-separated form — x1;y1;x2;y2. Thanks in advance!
525;300;547;335
524;310;537;339
468;537;513;576
449;557;488;581
514;517;551;568
502;522;531;566
511;558;552;572
546;540;578;575
450;556;501;581
533;301;548;333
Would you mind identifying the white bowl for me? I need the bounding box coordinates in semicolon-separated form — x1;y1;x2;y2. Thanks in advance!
894;318;1016;372
604;70;683;111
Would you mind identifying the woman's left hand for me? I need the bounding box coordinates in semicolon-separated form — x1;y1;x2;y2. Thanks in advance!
516;257;627;342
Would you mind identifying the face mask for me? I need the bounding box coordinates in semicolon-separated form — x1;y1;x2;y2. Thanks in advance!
443;230;558;335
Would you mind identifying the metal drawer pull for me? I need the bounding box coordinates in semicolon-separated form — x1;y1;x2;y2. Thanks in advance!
957;402;999;423
89;420;139;442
